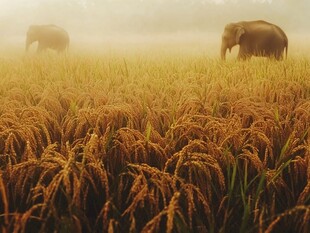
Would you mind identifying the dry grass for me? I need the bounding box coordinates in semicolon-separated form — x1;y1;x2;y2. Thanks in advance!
0;49;309;233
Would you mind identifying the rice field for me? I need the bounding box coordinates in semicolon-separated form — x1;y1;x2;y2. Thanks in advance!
0;48;309;233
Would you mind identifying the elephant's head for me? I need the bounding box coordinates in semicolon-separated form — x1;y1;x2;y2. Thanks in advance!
221;23;245;60
26;25;40;51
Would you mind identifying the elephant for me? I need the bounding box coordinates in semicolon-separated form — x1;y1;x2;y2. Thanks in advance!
26;24;70;53
221;20;288;60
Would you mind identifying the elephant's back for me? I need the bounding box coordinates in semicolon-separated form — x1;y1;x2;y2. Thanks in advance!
46;25;69;43
38;25;69;51
258;21;287;41
247;21;287;44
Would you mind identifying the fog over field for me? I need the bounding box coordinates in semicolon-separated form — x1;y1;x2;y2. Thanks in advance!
0;0;309;56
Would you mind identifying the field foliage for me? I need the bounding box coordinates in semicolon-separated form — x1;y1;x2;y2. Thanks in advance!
0;51;309;233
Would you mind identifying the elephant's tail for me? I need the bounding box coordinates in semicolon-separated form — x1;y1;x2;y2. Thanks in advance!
284;38;288;59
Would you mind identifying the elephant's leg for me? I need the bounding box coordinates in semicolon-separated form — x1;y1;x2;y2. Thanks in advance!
271;50;283;61
37;43;47;53
237;46;251;60
276;51;284;61
237;52;250;60
37;44;44;53
273;55;281;61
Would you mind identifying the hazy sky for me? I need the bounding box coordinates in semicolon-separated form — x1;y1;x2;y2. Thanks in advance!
0;0;308;48
1;0;307;32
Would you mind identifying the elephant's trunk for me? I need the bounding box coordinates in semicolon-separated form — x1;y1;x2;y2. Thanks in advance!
221;43;227;60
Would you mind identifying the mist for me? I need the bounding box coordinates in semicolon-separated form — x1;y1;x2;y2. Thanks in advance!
1;0;309;56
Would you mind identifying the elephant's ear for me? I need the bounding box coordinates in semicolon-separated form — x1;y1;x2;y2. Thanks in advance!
236;27;245;44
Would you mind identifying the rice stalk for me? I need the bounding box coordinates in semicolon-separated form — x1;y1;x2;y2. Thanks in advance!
265;205;310;233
